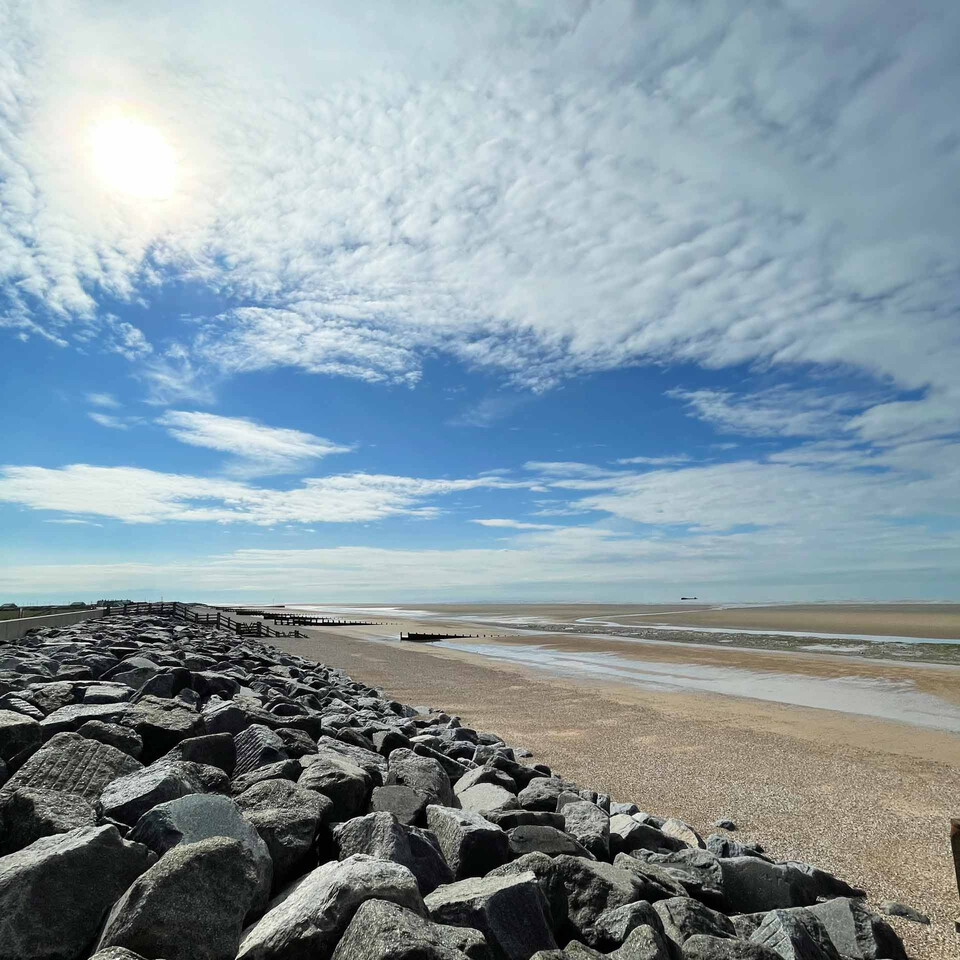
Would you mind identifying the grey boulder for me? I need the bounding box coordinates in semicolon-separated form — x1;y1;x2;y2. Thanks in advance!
298;746;372;818
653;896;736;946
0;787;97;855
4;732;142;802
558;799;610;860
0;825;153;960
387;749;457;808
426;805;510;880
0;709;41;761
98;759;221;826
235;778;330;886
96;836;260;960
237;854;425;960
425;870;557;960
331;899;492;960
128;793;273;912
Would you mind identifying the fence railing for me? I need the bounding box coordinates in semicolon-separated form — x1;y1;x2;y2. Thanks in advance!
102;601;305;639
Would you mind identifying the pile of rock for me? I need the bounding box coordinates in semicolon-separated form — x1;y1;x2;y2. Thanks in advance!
0;614;911;960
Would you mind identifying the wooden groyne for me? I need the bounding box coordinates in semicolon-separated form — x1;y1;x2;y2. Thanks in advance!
399;631;494;643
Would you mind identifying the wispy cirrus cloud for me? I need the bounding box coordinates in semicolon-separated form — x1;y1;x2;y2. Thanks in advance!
157;410;353;476
86;392;120;408
88;412;130;430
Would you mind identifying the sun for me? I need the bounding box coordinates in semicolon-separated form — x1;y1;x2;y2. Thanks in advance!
90;116;176;199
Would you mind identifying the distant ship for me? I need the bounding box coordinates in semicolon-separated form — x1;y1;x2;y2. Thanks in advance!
680;596;698;600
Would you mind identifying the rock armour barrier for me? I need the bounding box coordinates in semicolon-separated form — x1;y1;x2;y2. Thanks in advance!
0;613;912;960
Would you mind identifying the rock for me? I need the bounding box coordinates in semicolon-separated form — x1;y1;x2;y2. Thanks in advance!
426;805;510;880
610;924;675;959
319;735;388;786
508;825;594;859
613;854;689;902
38;702;132;737
583;901;665;952
719;858;828;913
96;837;260;960
231;759;301;794
3;732;142;802
235;779;330;886
610;815;685;857
706;835;767;860
713;819;737;831
653;897;736;946
98;760;216;826
681;935;781;959
550;855;656;940
806;899;907;960
128;793;273;912
237;854;425;960
878;900;930;925
517;777;569;811
299;746;372;818
387;749;457;808
334;811;415;871
407;825;455;895
89;950;149;960
0;758;7;788
454;764;518;797
82;683;134;704
370;784;428;825
458;783;519;816
558;799;609;860
0;825;154;960
660;818;705;850
124;695;204;761
0;709;41;761
636;849;726;909
165;732;236;774
89;949;149;960
425;870;557;960
0;787;97;855
749;909;841;960
331;898;491;960
485;809;566;831
77;721;143;758
234;725;289;778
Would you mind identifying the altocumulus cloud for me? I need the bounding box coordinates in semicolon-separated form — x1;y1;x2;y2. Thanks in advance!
0;0;958;441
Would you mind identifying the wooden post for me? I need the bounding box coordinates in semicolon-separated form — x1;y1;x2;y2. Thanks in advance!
216;612;221;629
951;819;960;900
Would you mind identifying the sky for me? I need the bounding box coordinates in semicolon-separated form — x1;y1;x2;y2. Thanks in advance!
1;0;959;604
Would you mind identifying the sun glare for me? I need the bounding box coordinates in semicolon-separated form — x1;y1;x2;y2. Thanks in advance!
90;116;176;199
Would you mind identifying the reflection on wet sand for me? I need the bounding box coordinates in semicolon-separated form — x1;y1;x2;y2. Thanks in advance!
438;639;960;732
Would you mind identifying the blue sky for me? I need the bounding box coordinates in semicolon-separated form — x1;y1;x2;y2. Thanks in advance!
1;1;959;603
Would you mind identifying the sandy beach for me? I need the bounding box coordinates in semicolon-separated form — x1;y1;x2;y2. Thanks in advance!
256;603;960;959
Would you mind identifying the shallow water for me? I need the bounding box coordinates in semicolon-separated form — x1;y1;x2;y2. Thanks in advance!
436;640;960;732
573;616;958;645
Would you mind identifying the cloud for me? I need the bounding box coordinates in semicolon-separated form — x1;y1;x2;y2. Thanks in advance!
157;410;354;475
0;0;956;447
88;412;129;430
471;518;557;530
615;455;692;466
86;392;120;408
668;387;873;438
0;463;536;525
447;394;529;428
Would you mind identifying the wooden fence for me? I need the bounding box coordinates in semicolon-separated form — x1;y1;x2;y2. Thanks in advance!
102;601;305;639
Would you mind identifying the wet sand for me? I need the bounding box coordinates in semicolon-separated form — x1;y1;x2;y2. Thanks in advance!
649;604;960;641
263;621;960;959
